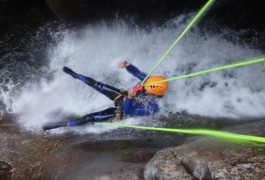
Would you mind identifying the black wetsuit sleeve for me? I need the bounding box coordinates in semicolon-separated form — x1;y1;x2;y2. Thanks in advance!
126;64;147;81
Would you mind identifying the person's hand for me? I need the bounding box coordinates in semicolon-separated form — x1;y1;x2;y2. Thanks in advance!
127;88;136;99
118;61;130;69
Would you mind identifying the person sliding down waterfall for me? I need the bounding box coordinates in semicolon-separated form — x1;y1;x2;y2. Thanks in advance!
42;61;169;130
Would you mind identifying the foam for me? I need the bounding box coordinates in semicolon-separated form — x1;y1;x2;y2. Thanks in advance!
1;18;264;132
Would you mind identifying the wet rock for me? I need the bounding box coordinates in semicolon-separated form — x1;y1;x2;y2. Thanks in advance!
144;120;265;180
44;0;265;50
46;0;180;23
0;116;65;179
0;161;12;180
144;141;212;180
1;112;264;179
45;0;180;21
100;163;145;180
0;116;156;179
44;0;265;30
145;140;265;179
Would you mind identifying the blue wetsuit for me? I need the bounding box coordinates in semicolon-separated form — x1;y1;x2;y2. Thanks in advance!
123;64;159;116
42;65;159;130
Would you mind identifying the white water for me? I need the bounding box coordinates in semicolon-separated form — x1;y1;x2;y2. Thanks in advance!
1;18;265;132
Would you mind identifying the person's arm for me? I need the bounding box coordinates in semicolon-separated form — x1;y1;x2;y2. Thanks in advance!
118;61;147;81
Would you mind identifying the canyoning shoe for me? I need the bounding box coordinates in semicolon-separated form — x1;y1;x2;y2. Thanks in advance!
42;121;68;130
63;66;79;79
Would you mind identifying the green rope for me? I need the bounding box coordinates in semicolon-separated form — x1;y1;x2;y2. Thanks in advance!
144;57;265;86
95;122;265;144
141;0;215;85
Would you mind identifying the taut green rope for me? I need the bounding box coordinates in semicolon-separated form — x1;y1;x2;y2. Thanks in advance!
95;122;265;144
141;0;215;85
144;57;265;86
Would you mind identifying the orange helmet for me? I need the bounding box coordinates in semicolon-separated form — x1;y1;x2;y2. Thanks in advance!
144;76;168;96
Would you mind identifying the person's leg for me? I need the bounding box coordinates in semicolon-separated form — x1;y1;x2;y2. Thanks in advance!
42;107;117;130
68;107;117;127
63;67;125;100
42;118;69;130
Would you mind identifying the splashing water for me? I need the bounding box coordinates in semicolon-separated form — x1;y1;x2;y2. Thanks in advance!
1;18;265;132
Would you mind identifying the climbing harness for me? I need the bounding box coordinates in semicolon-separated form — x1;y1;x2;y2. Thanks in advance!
114;89;127;120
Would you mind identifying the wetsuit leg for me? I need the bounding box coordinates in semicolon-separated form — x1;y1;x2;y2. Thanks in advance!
42;107;117;130
63;67;124;100
68;107;117;127
79;75;124;100
42;121;68;130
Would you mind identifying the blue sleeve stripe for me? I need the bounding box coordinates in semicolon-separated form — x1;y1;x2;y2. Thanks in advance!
68;118;76;127
98;112;102;121
101;84;106;92
78;75;86;82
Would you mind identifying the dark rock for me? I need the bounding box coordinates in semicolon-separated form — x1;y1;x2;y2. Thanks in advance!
0;115;155;179
144;140;212;180
144;121;265;180
145;140;265;179
44;0;265;29
44;0;265;50
0;161;12;180
45;0;202;22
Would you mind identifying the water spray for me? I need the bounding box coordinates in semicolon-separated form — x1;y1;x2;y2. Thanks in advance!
142;0;215;85
145;56;265;86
